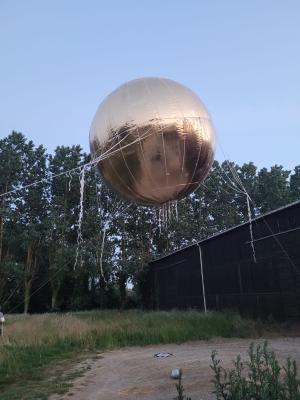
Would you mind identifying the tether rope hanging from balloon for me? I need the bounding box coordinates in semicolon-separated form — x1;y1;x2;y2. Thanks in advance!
216;136;300;275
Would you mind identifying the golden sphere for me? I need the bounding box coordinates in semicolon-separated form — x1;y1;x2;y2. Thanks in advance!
90;77;215;206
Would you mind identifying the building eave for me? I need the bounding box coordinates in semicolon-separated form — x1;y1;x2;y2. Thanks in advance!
149;199;300;264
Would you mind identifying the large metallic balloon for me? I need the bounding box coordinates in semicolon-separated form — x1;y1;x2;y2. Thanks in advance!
90;77;215;206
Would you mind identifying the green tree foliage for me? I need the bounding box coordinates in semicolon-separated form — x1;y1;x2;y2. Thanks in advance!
0;132;48;312
47;145;84;310
16;141;48;313
0;132;26;305
256;165;291;213
0;131;298;312
290;166;300;201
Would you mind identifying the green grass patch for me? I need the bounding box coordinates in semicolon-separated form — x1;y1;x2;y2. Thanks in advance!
0;310;266;399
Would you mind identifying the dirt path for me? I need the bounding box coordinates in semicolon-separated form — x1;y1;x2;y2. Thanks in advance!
51;337;300;400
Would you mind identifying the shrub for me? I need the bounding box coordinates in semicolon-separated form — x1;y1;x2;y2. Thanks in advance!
175;341;300;399
211;341;300;400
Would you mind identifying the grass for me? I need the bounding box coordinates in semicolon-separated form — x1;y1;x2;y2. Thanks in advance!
0;310;277;399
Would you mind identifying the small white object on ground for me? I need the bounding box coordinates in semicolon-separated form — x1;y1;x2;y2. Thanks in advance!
170;368;182;379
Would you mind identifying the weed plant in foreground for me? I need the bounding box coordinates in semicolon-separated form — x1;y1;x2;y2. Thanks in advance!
211;341;300;400
0;310;275;399
176;341;300;400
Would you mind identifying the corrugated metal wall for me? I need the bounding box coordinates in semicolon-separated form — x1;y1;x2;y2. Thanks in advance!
148;201;300;319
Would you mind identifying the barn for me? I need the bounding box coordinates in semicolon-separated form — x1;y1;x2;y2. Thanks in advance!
147;200;300;319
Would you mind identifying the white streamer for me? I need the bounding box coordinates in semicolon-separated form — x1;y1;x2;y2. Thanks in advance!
74;166;86;269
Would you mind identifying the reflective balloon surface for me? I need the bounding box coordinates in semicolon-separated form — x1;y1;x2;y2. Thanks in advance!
90;77;215;205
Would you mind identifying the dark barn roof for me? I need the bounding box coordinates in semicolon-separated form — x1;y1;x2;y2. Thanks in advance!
150;200;300;265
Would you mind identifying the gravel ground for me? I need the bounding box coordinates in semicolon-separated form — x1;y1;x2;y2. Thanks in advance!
50;337;300;400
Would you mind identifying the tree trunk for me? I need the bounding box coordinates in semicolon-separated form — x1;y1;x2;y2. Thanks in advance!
24;280;31;314
118;272;127;311
51;286;59;310
0;215;3;264
49;252;61;311
119;235;127;310
24;243;34;314
0;186;7;264
99;278;107;309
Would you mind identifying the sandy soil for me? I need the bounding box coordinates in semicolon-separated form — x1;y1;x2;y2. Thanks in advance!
50;337;300;400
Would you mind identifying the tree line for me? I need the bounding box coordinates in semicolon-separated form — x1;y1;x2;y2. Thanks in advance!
0;131;299;313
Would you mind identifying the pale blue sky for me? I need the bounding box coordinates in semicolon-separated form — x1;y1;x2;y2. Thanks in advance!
0;0;299;170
